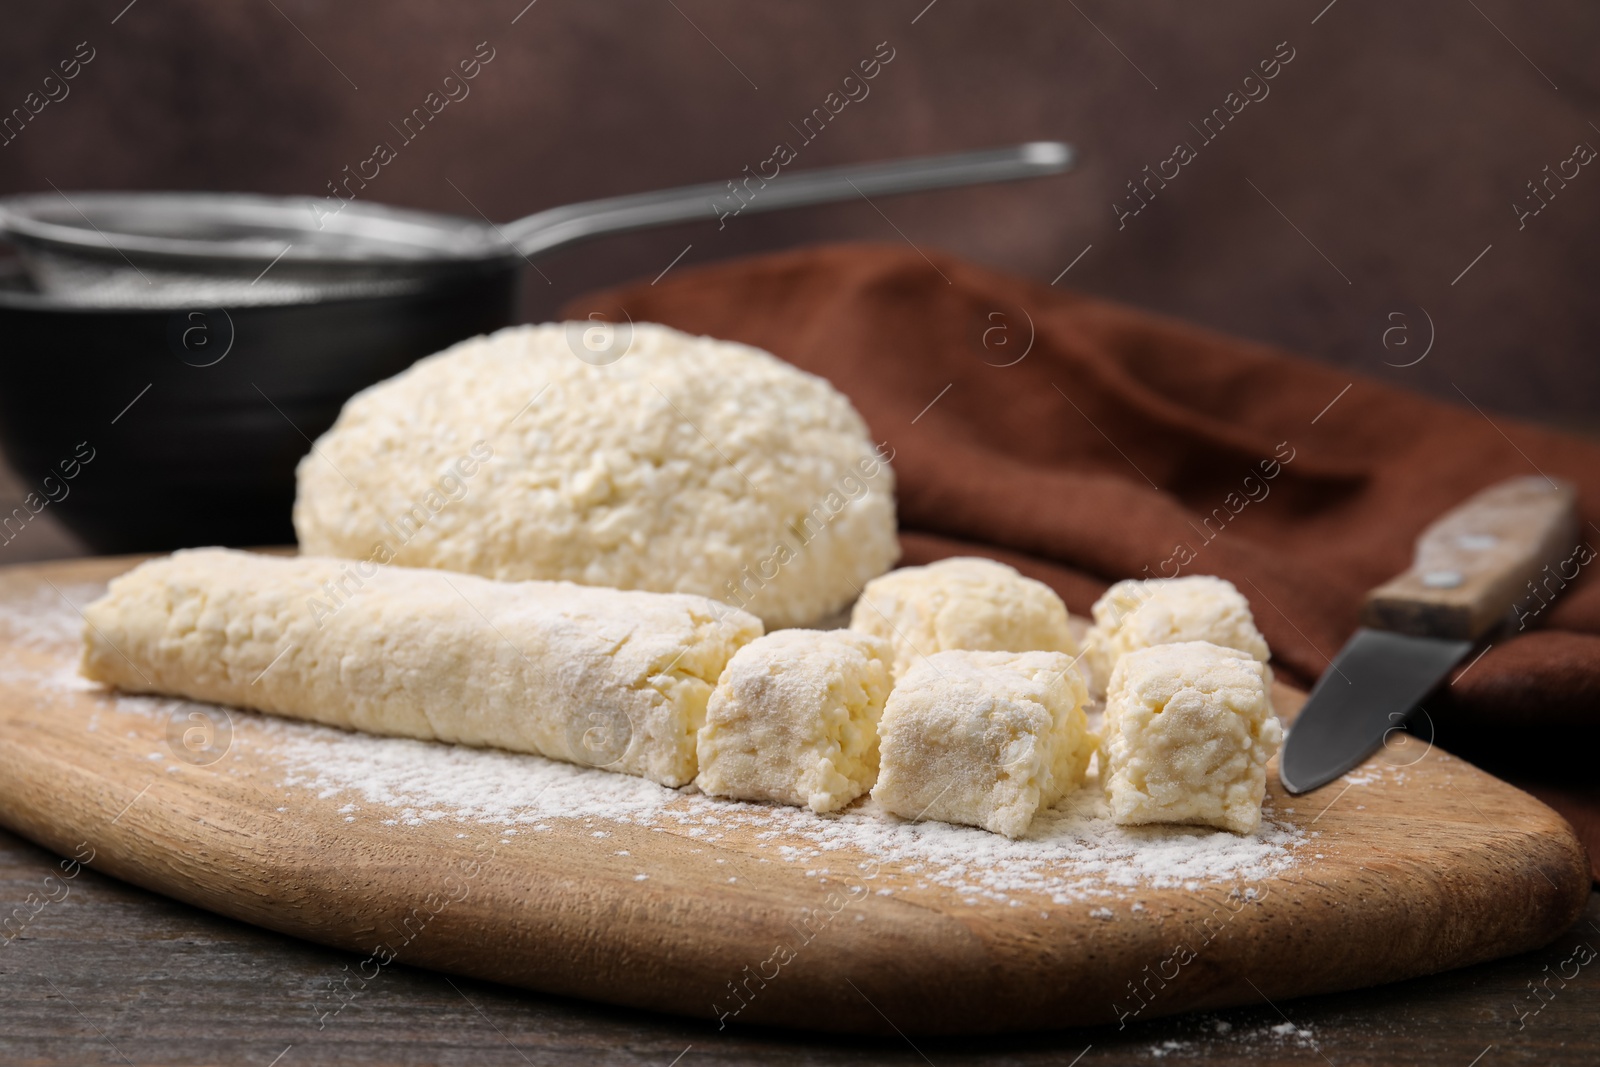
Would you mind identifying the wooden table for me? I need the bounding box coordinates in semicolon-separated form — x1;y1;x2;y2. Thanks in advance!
2;823;1597;1065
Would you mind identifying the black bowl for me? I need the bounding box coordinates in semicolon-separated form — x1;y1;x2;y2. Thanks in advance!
0;263;517;553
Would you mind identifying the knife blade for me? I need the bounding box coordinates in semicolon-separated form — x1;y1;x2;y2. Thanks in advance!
1280;475;1580;795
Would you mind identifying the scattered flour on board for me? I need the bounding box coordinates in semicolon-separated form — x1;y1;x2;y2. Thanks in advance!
0;581;102;655
1;580;1309;905
264;719;1309;903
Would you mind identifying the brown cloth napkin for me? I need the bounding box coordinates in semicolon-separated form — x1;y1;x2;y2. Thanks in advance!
564;242;1600;878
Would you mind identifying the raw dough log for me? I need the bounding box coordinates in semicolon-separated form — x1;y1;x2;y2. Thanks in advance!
849;557;1078;681
1100;641;1281;834
78;549;762;787
1084;575;1269;697
696;629;892;813
872;650;1092;838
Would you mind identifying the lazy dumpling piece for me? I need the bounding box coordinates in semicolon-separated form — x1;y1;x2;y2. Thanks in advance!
1100;641;1282;834
695;629;892;814
872;649;1093;839
848;556;1078;682
1084;575;1269;697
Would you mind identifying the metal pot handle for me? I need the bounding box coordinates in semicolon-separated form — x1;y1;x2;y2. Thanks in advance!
498;141;1074;259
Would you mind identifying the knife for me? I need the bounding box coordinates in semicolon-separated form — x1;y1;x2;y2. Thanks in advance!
1280;475;1580;794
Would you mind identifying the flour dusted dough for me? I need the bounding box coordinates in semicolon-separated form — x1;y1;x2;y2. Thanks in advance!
872;650;1092;838
696;629;891;813
293;322;899;630
849;557;1078;681
1084;576;1270;697
1100;641;1281;834
78;549;761;787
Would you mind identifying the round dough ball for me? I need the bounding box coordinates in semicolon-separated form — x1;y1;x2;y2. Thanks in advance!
848;556;1078;681
293;322;899;629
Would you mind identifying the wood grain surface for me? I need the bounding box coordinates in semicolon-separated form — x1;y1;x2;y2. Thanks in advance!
0;555;1590;1037
3;825;1597;1067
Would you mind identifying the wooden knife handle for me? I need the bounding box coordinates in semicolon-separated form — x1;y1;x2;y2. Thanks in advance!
1362;476;1581;640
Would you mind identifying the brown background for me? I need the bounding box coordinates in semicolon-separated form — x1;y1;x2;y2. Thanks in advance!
3;1;1597;440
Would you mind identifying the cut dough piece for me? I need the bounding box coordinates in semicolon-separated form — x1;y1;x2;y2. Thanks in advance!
872;650;1092;838
849;557;1078;681
78;548;762;787
293;322;899;629
1100;641;1282;834
695;629;891;813
1084;576;1269;697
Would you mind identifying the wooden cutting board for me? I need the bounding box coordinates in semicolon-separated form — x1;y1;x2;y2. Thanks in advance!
0;555;1588;1035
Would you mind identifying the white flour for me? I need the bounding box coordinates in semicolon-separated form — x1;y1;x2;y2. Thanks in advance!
1;579;1308;904
0;580;101;654
267;719;1306;903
